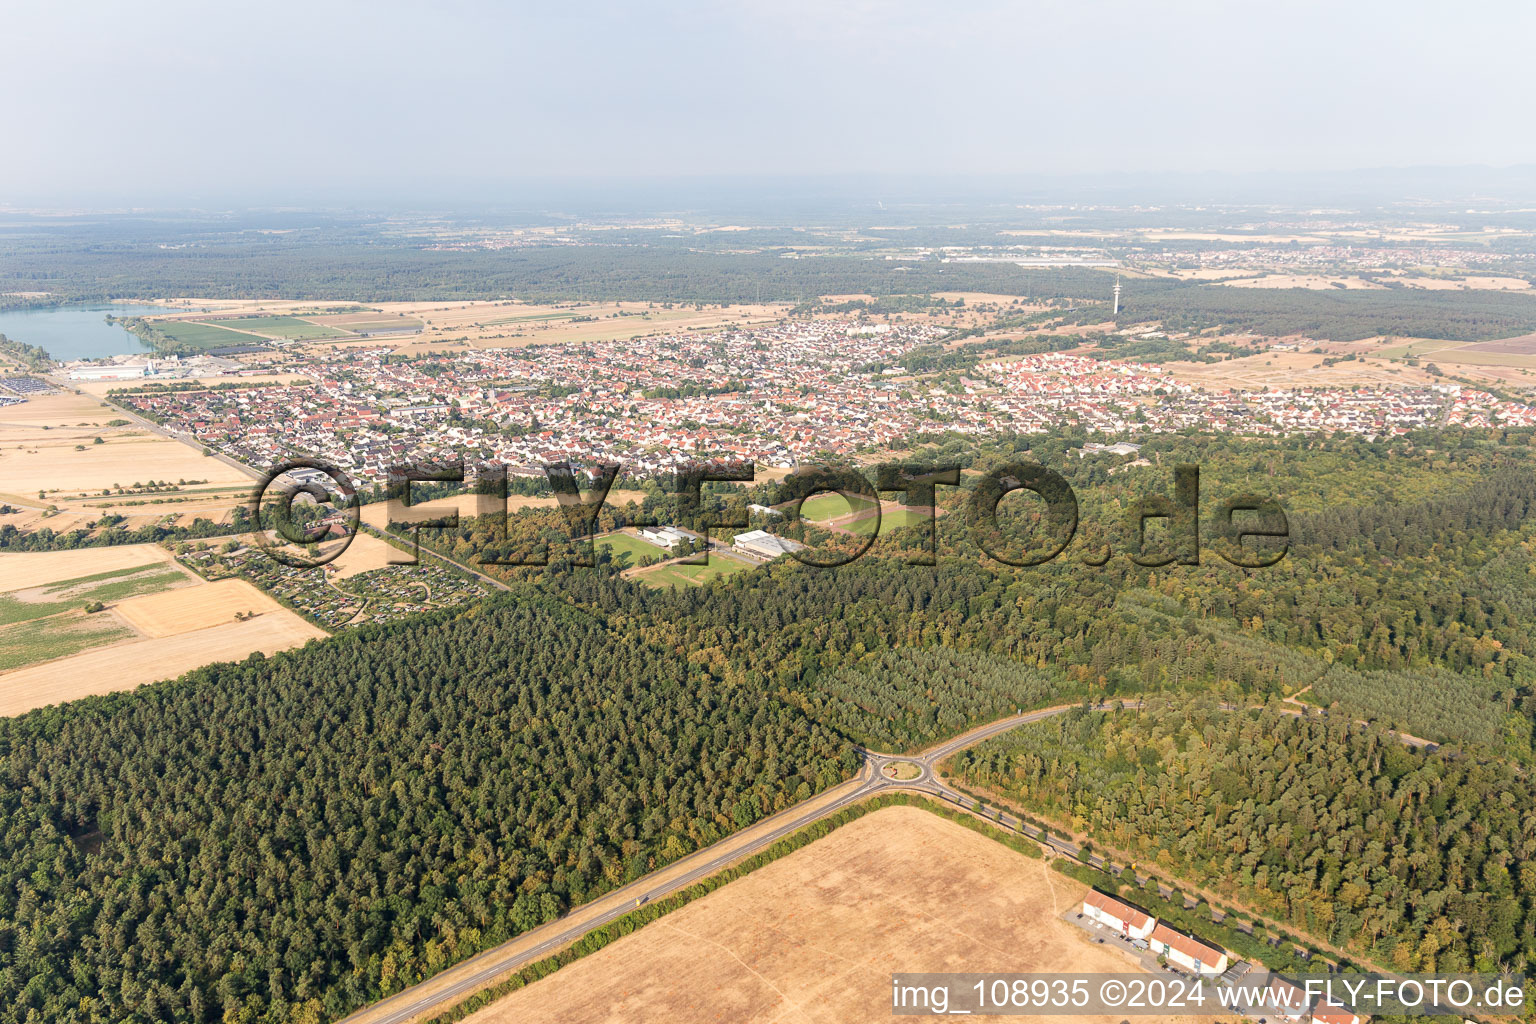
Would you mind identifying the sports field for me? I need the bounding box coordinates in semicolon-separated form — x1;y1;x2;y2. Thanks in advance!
795;492;879;523
597;531;667;565
464;805;1195;1024
638;555;751;588
846;507;931;537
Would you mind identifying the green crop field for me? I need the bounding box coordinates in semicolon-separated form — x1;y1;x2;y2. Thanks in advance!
597;531;668;566
0;594;74;626
847;507;931;537
0;562;187;669
0;563;187;625
0;614;134;671
796;492;878;523
145;320;262;349
639;556;751;588
205;316;348;340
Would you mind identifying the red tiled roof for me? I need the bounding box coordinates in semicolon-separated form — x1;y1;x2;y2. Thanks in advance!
1083;890;1153;930
1150;923;1224;965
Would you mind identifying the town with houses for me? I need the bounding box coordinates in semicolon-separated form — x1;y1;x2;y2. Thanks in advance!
79;317;1536;487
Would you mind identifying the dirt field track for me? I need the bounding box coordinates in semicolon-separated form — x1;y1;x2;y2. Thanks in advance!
465;805;1196;1024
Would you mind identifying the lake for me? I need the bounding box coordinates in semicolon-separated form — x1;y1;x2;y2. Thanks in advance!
0;303;182;362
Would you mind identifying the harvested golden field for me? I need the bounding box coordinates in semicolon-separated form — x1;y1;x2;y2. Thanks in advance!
326;530;408;579
317;299;790;354
1168;350;1434;390
0;390;119;430
0;544;172;591
0;547;326;717
0;506;105;535
357;490;650;530
78;487;252;517
1154;268;1253;281
1390;274;1532;291
112;578;286;637
0;611;326;717
1216;274;1386;290
466;805;1194;1024
3;430;252;501
69;373;310;398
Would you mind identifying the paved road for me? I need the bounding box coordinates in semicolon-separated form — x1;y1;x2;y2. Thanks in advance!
337;703;1085;1024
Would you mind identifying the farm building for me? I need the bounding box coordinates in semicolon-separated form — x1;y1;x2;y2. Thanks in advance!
1149;923;1228;975
1080;891;1155;940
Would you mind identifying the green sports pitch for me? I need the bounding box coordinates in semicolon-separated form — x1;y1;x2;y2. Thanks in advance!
846;507;931;537
639;556;751;588
596;532;667;566
793;492;879;523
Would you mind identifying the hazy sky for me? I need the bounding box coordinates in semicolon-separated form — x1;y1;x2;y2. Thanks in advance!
7;0;1535;202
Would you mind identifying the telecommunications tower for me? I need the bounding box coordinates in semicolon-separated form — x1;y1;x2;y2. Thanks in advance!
1113;277;1121;315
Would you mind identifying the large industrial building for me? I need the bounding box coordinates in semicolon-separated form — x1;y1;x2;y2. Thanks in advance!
732;529;805;560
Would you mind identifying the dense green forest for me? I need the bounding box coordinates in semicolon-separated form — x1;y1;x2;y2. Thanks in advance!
951;698;1536;974
6;226;1536;340
1104;280;1536;341
0;238;1114;306
799;647;1073;750
0;598;849;1023
418;430;1536;750
0;333;52;370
